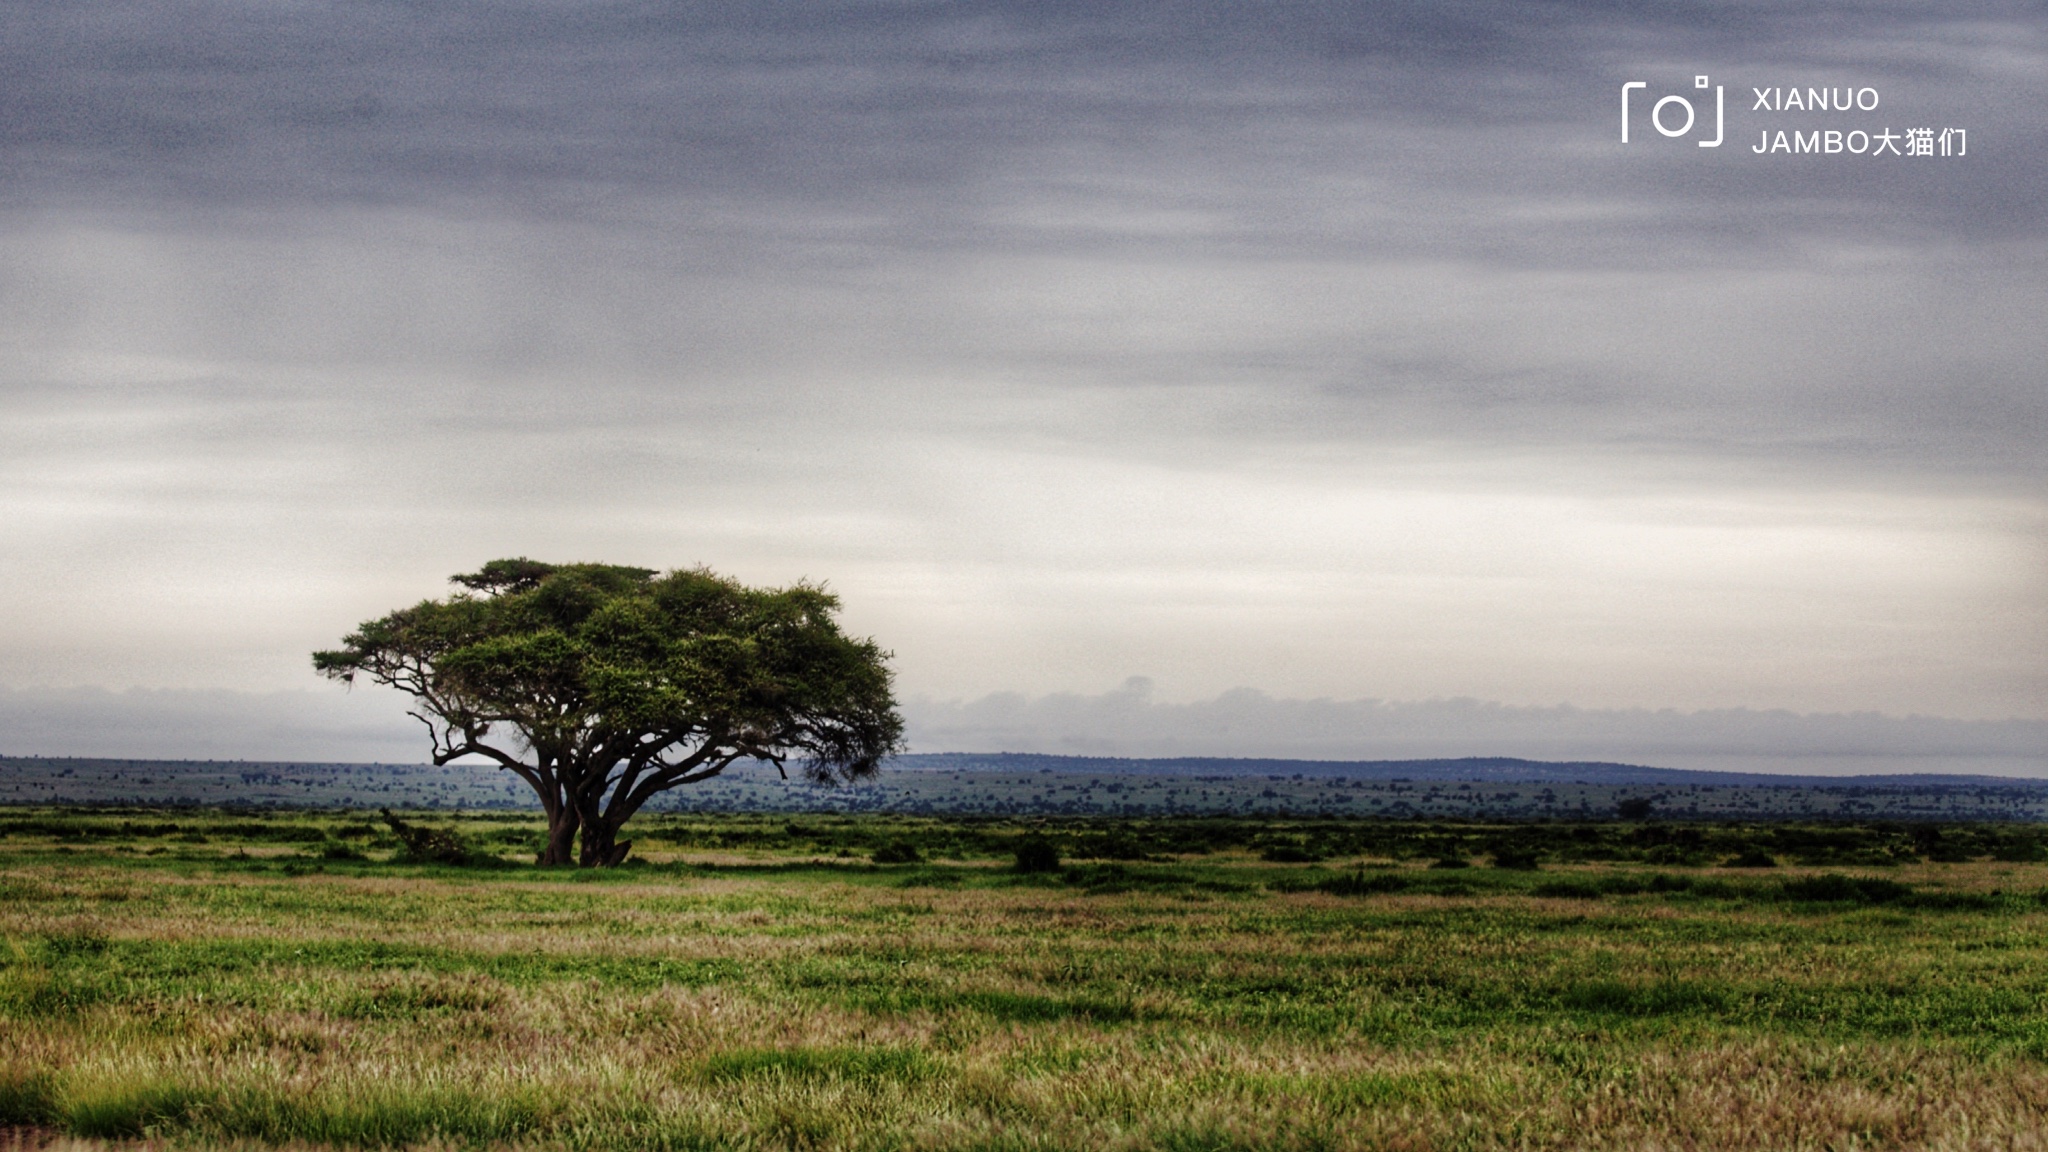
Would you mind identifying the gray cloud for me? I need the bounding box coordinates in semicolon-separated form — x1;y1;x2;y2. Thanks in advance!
907;678;2048;777
0;685;419;763
3;3;2041;243
0;1;2041;742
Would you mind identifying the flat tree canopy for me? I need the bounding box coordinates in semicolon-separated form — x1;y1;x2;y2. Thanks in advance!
314;559;903;865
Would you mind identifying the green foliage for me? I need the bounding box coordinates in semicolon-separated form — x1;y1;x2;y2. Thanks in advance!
1489;848;1542;870
1310;870;1411;896
313;560;903;865
870;840;923;864
10;807;2047;876
0;1066;56;1126
1013;837;1061;873
1058;863;1252;895
1560;978;1729;1017
1258;840;1325;863
378;809;479;865
314;560;901;785
1531;879;1605;899
64;1080;218;1139
1778;874;1913;905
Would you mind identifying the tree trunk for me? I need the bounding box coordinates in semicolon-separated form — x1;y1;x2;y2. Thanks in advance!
578;818;632;868
538;807;580;866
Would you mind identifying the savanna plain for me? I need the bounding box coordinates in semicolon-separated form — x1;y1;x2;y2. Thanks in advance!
4;809;2048;1151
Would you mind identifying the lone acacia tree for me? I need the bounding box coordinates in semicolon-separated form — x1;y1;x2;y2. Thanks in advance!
314;559;903;866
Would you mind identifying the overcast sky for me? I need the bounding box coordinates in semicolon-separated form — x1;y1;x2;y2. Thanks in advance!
1;1;2042;769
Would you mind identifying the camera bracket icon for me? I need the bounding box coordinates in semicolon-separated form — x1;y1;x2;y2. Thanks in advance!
1623;77;1724;147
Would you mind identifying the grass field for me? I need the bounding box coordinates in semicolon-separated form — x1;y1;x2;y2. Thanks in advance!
4;808;2048;1150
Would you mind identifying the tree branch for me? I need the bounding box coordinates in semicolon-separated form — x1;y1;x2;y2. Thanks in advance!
612;749;744;826
433;736;543;793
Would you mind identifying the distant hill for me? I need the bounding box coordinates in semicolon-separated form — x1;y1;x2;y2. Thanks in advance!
890;752;2048;789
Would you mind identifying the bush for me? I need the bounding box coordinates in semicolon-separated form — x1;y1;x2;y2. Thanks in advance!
1427;856;1470;870
1723;849;1777;868
0;1067;55;1126
1315;871;1410;896
870;840;923;865
1075;834;1157;861
379;810;479;865
1778;874;1911;905
1013;838;1061;873
1908;889;1999;911
1490;849;1542;871
1588;873;1692;897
